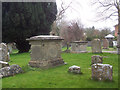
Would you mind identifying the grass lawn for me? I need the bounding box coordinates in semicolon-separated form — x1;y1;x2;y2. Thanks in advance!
2;50;118;88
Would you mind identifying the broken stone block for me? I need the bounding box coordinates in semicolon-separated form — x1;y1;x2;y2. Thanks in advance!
91;55;103;64
0;64;23;77
68;65;81;74
0;61;9;68
91;64;113;81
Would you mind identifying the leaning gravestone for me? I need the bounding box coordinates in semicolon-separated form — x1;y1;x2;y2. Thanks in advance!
0;43;10;62
26;35;65;69
91;39;102;53
91;55;103;65
91;64;113;81
71;41;88;53
103;39;109;49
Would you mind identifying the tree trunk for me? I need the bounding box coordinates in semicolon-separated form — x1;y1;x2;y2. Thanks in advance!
117;7;120;54
15;39;30;53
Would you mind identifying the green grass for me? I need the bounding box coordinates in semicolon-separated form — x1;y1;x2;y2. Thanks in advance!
2;50;118;88
62;46;117;52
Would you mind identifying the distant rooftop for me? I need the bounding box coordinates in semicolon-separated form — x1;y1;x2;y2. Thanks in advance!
105;34;114;38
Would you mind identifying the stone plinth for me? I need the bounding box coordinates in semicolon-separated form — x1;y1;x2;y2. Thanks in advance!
27;35;65;69
91;39;102;53
92;64;113;81
71;41;88;53
91;55;103;65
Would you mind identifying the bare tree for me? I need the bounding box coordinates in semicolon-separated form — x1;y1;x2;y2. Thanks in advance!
92;0;120;54
51;0;72;36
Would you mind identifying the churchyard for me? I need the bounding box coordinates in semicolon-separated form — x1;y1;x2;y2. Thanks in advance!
1;46;118;88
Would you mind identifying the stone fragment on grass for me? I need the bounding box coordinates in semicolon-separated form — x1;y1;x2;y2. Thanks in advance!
0;64;23;77
0;61;9;69
91;64;113;81
91;55;103;64
68;65;81;74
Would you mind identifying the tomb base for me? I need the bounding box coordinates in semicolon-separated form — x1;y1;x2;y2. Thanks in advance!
29;58;65;69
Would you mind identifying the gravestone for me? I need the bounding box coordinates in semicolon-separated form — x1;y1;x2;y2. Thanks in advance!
103;39;109;49
7;43;13;54
105;34;114;47
91;55;103;65
91;64;113;81
0;43;10;62
91;39;102;53
27;35;65;69
71;41;88;53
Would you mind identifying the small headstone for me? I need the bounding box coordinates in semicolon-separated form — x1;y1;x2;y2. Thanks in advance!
68;65;81;74
71;41;88;53
7;43;13;54
91;64;113;81
0;64;23;77
103;39;109;49
91;55;103;65
0;43;10;62
91;39;102;53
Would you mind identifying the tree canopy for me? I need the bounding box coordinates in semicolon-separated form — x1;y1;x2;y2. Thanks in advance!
2;2;57;53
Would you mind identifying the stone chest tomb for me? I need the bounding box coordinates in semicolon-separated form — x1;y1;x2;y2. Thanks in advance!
91;64;113;81
71;41;88;53
27;35;65;68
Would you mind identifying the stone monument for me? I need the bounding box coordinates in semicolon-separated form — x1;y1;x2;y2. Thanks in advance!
27;35;65;69
71;41;88;53
91;39;102;53
103;39;109;49
91;64;113;81
0;43;10;62
91;55;103;65
105;34;114;47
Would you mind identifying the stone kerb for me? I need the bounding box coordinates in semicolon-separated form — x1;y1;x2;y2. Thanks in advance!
27;35;65;69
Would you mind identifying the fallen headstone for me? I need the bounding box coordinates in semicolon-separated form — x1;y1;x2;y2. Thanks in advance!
0;64;23;77
68;65;82;74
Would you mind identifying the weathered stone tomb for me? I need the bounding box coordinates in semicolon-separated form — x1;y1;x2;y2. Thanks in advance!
71;41;88;53
27;35;65;69
91;64;113;81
